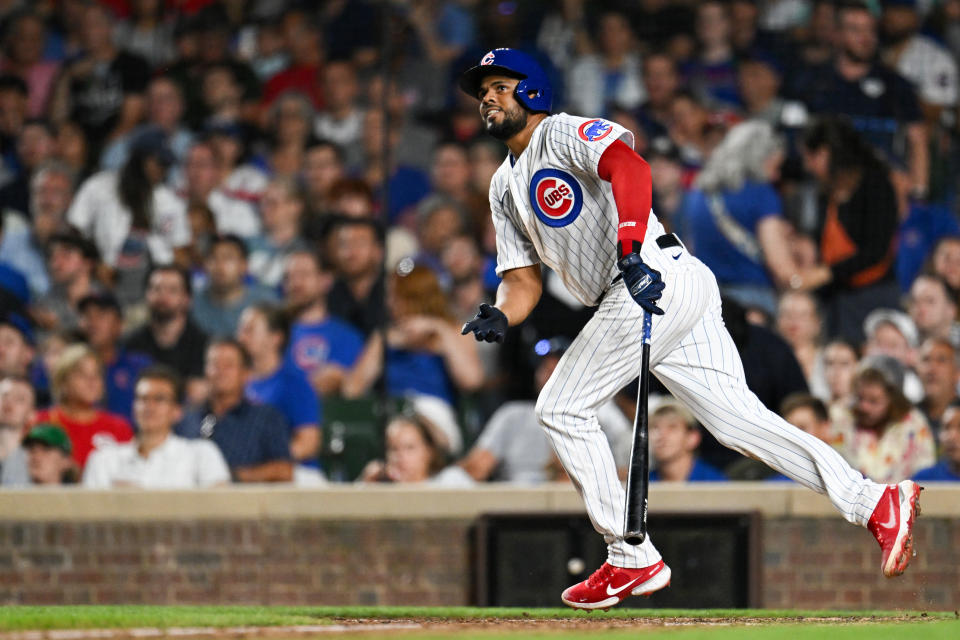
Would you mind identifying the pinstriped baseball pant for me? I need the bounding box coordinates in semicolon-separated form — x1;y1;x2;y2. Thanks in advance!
535;246;887;568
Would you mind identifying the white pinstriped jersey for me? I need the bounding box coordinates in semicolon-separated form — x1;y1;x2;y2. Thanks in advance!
489;113;667;306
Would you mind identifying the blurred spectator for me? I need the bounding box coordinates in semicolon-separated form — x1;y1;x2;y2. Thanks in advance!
678;120;800;315
53;121;90;180
415;195;465;281
258;90;315;178
84;366;229;489
32;232;103;334
0;161;75;297
881;0;958;126
916;337;960;435
0;119;56;217
799;117;901;344
833;355;936;482
668;91;721;169
794;0;836;69
0;11;60;118
283;250;365;396
360;413;473;486
428;141;480;214
650;402;726;481
930;235;960;291
49;4;151;153
319;0;379;68
68;128;190;306
776;290;829;399
0;375;33;485
629;0;696;58
301;139;346;226
192;234;277;339
248;177;310;288
313;61;363;168
124;265;208;404
0;313;34;378
684;0;739;107
35;343;133;470
895;200;960;291
913;400;960;481
20;424;77;485
113;0;176;69
197;64;247;126
0;210;29;313
327;217;387;338
566;11;645;118
261;14;324;110
343;263;483;453
535;0;593;74
907;273;959;345
360;108;431;223
790;1;928;197
635;53;680;142
862;308;923;402
181;140;260;239
101;76;193;174
459;338;631;483
442;234;488;323
823;338;860;414
237;303;321;467
737;51;808;132
77;292;151;423
177;339;293;482
206;122;269;204
0;74;28;180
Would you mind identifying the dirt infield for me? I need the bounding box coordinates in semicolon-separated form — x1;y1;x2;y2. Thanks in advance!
0;615;945;640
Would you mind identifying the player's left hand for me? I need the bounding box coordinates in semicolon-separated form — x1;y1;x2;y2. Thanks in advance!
461;303;508;343
617;253;665;315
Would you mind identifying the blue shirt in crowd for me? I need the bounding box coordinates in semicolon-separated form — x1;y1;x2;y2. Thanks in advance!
104;350;153;422
385;348;455;405
678;180;782;288
246;364;321;432
912;461;960;482
650;458;727;482
177;400;291;469
286;318;365;377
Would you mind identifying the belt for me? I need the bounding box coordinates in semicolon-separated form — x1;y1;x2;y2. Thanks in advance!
608;233;682;288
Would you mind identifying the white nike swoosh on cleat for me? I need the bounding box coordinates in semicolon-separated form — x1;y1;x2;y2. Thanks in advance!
605;577;642;596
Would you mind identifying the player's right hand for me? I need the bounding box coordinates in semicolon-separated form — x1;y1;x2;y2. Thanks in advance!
617;253;665;316
461;303;508;343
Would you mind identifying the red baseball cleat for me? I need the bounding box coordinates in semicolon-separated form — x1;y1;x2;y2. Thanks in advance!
867;480;923;578
561;560;671;610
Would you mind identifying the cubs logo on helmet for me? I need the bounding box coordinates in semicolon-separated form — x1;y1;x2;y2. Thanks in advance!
578;119;613;142
481;51;496;65
529;169;583;228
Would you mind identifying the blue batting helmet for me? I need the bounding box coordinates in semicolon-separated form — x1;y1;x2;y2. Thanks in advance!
458;48;552;113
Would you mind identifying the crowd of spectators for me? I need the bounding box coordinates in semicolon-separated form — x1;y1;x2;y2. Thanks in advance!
0;0;959;489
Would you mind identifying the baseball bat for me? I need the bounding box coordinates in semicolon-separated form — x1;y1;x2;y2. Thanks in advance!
623;311;653;545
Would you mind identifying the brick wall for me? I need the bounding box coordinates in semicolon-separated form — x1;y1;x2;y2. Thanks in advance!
0;520;471;606
2;515;958;609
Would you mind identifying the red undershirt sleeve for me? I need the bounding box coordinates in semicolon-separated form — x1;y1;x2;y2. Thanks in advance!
597;139;653;258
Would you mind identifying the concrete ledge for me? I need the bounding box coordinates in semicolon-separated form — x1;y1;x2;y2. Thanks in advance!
0;482;956;521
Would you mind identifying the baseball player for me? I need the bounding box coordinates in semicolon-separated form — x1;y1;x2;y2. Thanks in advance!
458;48;923;610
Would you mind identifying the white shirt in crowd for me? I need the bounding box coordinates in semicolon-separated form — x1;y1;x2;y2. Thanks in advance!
895;35;959;107
82;434;230;489
67;171;191;267
205;189;261;238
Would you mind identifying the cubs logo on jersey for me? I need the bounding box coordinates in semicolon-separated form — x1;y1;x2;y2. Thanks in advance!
529;168;583;228
578;119;613;142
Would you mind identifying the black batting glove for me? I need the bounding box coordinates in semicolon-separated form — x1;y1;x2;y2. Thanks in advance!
461;303;508;343
617;253;665;316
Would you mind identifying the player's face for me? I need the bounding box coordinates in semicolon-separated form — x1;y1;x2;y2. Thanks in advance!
477;75;528;141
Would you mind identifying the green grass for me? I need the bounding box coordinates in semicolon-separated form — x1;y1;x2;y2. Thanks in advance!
0;606;954;632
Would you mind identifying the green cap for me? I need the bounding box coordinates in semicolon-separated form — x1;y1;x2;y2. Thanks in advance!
22;424;72;454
